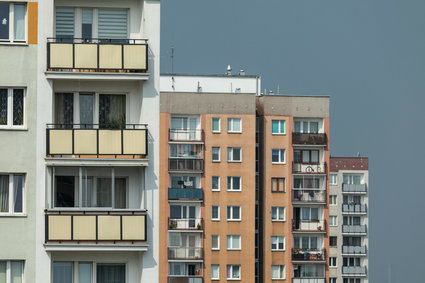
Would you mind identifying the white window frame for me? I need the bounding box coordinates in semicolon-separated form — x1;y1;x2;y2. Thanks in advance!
211;235;220;250
271;206;285;222
227;206;241;221
330;216;338;226
227;147;242;162
52;261;126;283
0;88;26;129
330;174;337;185
294;119;323;133
212;205;220;221
0;260;24;283
329;257;337;267
226;235;241;250
212;176;220;191
0;2;28;44
271;265;285;280
271;120;285;135
212;147;220;162
211;264;220;280
0;173;25;216
271;236;285;251
212;117;221;133
227;176;241;191
271;149;285;164
329;195;337;206
227;118;242;133
226;265;241;280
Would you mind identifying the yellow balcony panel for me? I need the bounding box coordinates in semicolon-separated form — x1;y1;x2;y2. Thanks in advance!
123;130;147;155
74;130;98;154
98;215;121;240
73;216;97;240
48;215;72;240
74;44;98;69
98;130;122;155
123;45;147;70
49;130;73;155
50;43;73;68
122;215;146;241
99;45;122;69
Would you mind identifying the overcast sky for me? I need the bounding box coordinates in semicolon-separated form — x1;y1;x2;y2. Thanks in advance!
161;1;425;282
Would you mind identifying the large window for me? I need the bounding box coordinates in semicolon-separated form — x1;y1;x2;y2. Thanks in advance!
0;174;24;215
271;120;285;134
227;206;241;221
294;236;319;249
52;262;125;283
343;174;363;185
301;207;319;221
226;235;241;250
294;149;320;164
271;265;285;280
294;120;320;133
227;147;242;162
227;176;241;191
170;144;203;159
271;236;285;251
227;118;241;133
226;265;240;280
0;88;24;128
293;176;323;189
0;260;24;283
0;3;26;42
170;175;199;189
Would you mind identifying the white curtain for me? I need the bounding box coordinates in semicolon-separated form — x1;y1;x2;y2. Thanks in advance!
13;4;25;41
0;175;9;212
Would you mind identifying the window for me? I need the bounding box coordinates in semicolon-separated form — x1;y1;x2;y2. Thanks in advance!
343;216;361;226
227;206;241;221
343;257;361;267
271;120;285;134
301;207;319;220
0;88;25;128
271;178;285;192
212;118;220;133
169;233;181;247
170;175;199;189
169;144;203;158
227;147;242;162
212;147;220;162
0;174;25;215
271;207;285;221
343;174;363;185
271;236;285;251
227;177;241;191
294;236;318;249
271;265;285;280
293;176;323;189
294;120;320;133
344;278;361;283
329;257;337;267
330;174;337;185
212;176;220;191
330;195;337;205
227;118;241;133
330;236;337;247
212;206;220;221
330;216;338;226
211;264;220;280
211;235;220;250
226;265;240;280
0;3;26;43
53;262;125;283
294;149;320;164
330;278;337;283
226;235;241;250
271;149;285;164
0;260;24;283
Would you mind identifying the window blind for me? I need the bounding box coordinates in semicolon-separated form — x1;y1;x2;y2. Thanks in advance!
55;8;74;38
98;9;128;39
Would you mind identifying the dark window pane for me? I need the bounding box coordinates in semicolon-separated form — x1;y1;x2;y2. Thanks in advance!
97;178;112;207
97;264;125;283
0;3;10;40
13;89;24;125
53;262;73;283
99;94;126;129
114;178;127;209
0;89;7;125
55;176;75;207
79;93;94;127
55;93;74;127
13;175;24;212
0;175;10;212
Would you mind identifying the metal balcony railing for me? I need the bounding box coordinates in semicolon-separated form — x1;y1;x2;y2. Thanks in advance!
47;38;148;73
342;266;367;275
292;278;326;283
168;247;204;260
342;245;367;255
342;204;367;213
293;162;326;174
168;218;203;230
342;184;367;193
292;190;326;203
292;220;326;232
292;248;326;261
168;188;203;200
168;158;204;172
169;129;204;142
292;133;327;145
342;225;367;234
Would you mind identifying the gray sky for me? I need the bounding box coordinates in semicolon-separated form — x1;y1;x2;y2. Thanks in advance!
160;0;425;282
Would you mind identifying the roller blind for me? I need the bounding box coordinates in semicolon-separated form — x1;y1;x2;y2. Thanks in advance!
55;8;74;39
98;9;128;39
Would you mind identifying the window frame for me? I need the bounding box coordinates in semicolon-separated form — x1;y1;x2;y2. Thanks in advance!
271;206;285;222
0;88;26;129
329;236;337;247
329;257;337;267
227;147;242;162
211;205;220;221
271;236;285;251
271;178;285;193
226;235;241;250
226;265;241;280
212;146;221;162
52;261;126;283
0;173;25;216
271;149;286;164
211;235;220;250
212;176;220;191
212;117;221;133
330;216;338;226
227;118;242;133
0;2;27;44
329;195;337;206
0;260;25;283
271;265;285;280
211;264;220;280
330;174;338;185
227;176;242;192
226;206;241;221
271;120;285;135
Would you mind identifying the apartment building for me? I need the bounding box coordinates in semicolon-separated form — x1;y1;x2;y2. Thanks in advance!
159;73;260;283
329;157;369;283
1;0;160;282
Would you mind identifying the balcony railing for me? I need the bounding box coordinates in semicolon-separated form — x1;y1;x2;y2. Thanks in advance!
168;188;203;200
169;159;204;172
342;225;367;234
45;210;147;243
342;266;367;275
46;124;148;158
342;184;367;193
169;129;204;142
293;278;326;283
292;133;327;145
292;190;326;203
292;220;326;232
168;276;203;283
47;38;148;73
342;204;367;213
169;218;203;230
168;247;204;260
292;248;326;261
342;246;367;255
293;162;326;174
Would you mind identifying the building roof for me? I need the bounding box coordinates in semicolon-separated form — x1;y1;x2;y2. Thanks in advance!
330;157;369;172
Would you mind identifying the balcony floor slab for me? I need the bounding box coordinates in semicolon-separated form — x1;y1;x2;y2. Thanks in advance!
45;71;150;81
45;157;149;167
44;244;149;252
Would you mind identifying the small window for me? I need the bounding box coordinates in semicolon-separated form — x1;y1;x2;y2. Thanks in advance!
271;120;285;134
0;260;24;283
271;207;285;221
227;118;242;133
329;257;337;267
0;88;25;128
212;206;220;221
226;235;241;250
212;118;221;133
330;216;338;226
330;174;337;185
211;235;220;250
212;176;220;191
271;178;285;193
227;176;241;191
271;236;285;251
329;236;337;247
212;147;220;162
330;195;337;205
211;264;220;280
227;206;241;221
271;149;285;164
226;265;240;280
0;3;26;43
330;278;337;283
0;174;25;215
271;265;285;280
227;147;242;162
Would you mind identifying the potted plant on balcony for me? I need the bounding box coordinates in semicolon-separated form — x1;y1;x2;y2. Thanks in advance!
169;221;177;230
196;223;202;230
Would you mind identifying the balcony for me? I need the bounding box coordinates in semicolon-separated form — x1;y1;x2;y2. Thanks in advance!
169;218;203;230
46;124;148;159
342;204;367;214
292;190;326;203
168;247;204;260
169;129;204;142
342;225;367;234
169;277;203;283
169;159;204;173
292;248;326;262
292;133;327;145
168;188;203;201
342;184;367;194
342;266;367;276
293;162;326;174
45;210;147;250
292;220;326;232
293;279;326;283
342;246;367;255
47;38;148;80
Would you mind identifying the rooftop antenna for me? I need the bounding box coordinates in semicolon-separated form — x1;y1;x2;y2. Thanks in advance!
227;65;232;75
357;152;361;157
171;46;175;73
277;85;280;95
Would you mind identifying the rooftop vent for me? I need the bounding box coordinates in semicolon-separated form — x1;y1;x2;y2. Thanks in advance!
226;65;232;75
